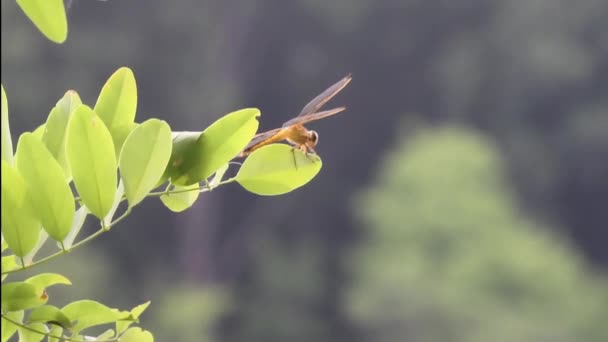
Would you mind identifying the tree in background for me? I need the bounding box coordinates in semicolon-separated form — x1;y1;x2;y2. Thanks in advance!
346;126;608;342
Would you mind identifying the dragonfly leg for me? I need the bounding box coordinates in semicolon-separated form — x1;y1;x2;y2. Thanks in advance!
290;147;299;170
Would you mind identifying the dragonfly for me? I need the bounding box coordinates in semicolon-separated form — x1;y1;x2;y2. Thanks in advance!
240;74;352;158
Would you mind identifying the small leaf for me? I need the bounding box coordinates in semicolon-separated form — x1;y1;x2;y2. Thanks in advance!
29;305;72;329
116;301;150;335
96;329;116;340
18;322;47;342
103;180;125;227
160;183;200;212
164;131;202;184
1;282;47;311
62;300;125;335
16;0;68;43
171;108;260;185
48;325;64;342
16;133;75;242
0;310;23;342
119;327;154;342
1;255;19;279
66;105;117;219
25;273;72;290
1;84;14;165
94;67;138;157
119;119;172;207
1;161;40;257
236;144;322;195
42;90;82;180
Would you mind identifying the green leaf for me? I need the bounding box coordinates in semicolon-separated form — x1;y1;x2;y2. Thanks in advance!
29;305;72;329
48;325;63;342
1;310;23;342
236;144;323;195
1;161;40;257
31;124;45;140
66;105;117;219
62;300;126;335
160;183;200;212
119;119;172;207
164;131;202;184
1;255;19;279
119;327;154;342
1;84;13;165
116;301;150;335
94;67;138;157
16;133;75;242
25;273;72;291
1;282;47;311
18;322;47;342
42;90;82;180
103;180;124;226
16;0;67;43
170;108;260;185
96;329;116;340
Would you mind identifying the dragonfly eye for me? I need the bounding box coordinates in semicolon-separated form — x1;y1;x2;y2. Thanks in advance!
309;131;319;146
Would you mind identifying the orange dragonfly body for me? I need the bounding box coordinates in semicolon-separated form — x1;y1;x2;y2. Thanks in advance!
240;74;352;157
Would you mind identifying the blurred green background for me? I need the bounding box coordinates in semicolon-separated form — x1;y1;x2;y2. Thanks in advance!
2;0;607;341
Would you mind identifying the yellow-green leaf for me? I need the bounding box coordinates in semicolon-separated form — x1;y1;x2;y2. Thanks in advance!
94;67;138;157
16;133;75;242
1;311;23;342
42;90;82;180
236;144;322;195
29;305;72;329
119;327;154;342
66;105;117;219
160;183;200;212
1;161;40;257
171;108;260;185
119;119;172;207
1;84;14;165
1;282;47;311
16;0;67;43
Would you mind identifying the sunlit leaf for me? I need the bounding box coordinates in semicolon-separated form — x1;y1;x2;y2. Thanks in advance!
160;183;200;212
236;144;322;195
119;119;172;207
42;90;82;180
0;310;23;342
25;273;72;290
16;133;75;242
16;0;68;43
1;161;40;257
1;282;47;311
94;67;138;157
66;105;117;219
170;108;260;185
18;322;47;342
119;327;154;342
62;300;127;335
29;305;72;329
1;84;13;165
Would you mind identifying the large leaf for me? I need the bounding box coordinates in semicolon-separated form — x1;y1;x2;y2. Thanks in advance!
119;327;154;342
29;305;72;329
170;108;260;185
119;119;172;207
236;144;322;195
62;300;128;335
42;90;82;180
25;273;72;290
1;84;13;165
16;133;75;242
94;67;138;157
66;105;117;219
16;0;67;43
1;282;47;311
1;161;40;257
18;323;47;342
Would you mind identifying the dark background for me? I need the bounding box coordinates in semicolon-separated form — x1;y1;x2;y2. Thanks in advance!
2;0;607;341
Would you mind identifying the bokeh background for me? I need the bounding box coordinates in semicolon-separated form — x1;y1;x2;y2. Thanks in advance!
2;0;607;341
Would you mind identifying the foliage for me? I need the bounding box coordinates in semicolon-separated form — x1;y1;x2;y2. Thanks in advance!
347;126;608;342
1;3;326;341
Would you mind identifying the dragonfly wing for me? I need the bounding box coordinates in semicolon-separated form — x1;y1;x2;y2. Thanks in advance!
242;128;283;152
296;74;352;118
282;107;346;128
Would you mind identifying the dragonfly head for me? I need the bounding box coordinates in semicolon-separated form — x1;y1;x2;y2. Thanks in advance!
308;130;319;147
